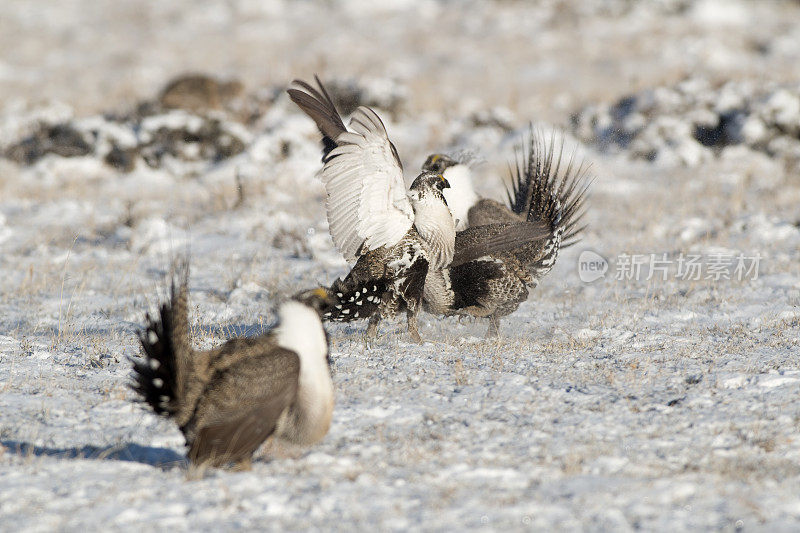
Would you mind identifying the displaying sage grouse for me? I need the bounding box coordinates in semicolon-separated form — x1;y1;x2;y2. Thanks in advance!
131;268;336;469
288;77;456;343
422;132;591;336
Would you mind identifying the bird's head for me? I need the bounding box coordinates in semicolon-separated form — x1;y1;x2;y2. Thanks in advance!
422;154;458;175
410;170;451;195
292;287;338;318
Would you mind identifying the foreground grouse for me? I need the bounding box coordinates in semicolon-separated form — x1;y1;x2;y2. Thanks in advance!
422;132;591;336
288;77;457;342
131;265;336;469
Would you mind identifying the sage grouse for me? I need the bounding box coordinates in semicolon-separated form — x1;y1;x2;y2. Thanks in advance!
288;77;456;343
131;269;336;469
422;132;590;336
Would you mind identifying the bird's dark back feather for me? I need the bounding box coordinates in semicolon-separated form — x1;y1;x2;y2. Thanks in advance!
452;221;550;267
450;259;506;309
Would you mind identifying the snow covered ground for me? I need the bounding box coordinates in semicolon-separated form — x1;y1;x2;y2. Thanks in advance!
1;0;799;530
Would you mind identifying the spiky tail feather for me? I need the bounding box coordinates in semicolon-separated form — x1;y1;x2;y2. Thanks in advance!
130;264;192;418
322;277;387;322
506;129;591;273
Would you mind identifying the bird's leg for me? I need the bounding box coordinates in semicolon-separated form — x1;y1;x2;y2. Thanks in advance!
486;314;501;338
406;306;422;344
365;313;381;345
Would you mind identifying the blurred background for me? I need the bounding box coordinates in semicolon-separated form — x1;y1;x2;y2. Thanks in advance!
3;0;799;118
2;0;800;185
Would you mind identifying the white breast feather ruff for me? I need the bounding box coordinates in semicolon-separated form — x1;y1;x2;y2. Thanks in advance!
412;195;456;270
441;164;478;231
319;106;414;263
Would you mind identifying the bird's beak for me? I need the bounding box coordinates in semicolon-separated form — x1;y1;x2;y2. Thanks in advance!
312;287;338;309
294;287;337;316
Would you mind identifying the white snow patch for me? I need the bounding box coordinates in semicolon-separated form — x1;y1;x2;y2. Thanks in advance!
129;217;190;255
576;328;600;340
362;405;400;419
759;374;800;389
721;375;748;389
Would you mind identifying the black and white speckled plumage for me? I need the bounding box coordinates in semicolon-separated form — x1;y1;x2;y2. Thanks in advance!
321;228;429;329
422;131;591;336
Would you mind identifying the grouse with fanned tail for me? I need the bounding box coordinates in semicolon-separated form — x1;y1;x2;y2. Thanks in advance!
422;131;591;336
130;265;336;469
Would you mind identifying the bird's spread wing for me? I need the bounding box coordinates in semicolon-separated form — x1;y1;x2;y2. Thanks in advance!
321;106;413;262
189;345;299;466
451;221;550;267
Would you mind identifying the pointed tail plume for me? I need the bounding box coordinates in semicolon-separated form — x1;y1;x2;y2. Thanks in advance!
320;276;387;323
506;129;591;275
130;262;193;418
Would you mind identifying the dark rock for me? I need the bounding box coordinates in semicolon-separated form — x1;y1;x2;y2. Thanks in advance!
5;123;92;165
104;144;138;172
